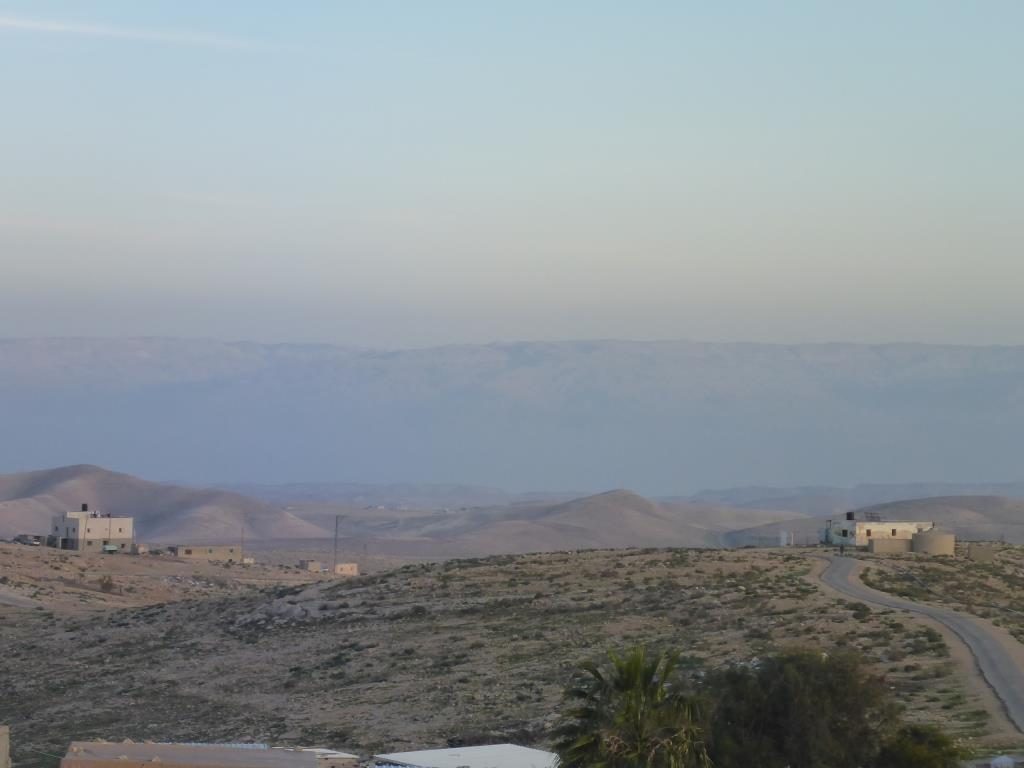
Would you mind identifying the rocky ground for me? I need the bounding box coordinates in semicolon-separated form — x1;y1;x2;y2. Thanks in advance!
2;544;1010;767
862;543;1024;642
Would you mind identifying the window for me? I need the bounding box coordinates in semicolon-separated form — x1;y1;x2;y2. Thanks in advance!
184;549;192;555
866;529;872;537
118;527;122;533
87;527;91;533
86;540;93;546
841;529;849;537
208;548;213;554
891;528;897;537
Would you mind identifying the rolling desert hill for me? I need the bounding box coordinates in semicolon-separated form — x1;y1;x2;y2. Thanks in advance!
226;481;581;509
285;489;807;554
4;337;1024;493
0;466;799;555
0;465;328;542
692;482;1024;517
723;494;1024;546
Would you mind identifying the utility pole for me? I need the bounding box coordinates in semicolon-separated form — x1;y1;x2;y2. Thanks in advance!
332;514;340;574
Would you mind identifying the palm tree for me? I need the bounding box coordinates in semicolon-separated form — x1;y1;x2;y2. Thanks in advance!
554;646;711;768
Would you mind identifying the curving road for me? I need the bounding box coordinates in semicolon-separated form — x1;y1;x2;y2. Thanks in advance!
819;555;1024;733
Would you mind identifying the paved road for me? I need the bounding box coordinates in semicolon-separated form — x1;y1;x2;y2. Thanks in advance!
820;555;1024;733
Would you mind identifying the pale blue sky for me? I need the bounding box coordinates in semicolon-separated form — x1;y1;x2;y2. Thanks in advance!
1;1;1022;347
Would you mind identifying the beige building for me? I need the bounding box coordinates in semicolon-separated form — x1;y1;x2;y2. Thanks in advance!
169;545;242;562
825;517;933;548
62;742;315;768
299;559;322;572
333;563;359;577
51;505;134;552
851;520;933;548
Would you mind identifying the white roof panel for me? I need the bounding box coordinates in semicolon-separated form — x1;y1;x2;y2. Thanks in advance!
374;744;557;768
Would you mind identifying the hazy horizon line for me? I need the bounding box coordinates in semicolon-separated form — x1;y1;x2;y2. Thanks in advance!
4;334;1024;352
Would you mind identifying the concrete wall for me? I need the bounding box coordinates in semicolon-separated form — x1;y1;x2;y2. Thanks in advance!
1;725;11;768
172;545;241;562
968;544;996;563
300;560;322;572
868;538;913;554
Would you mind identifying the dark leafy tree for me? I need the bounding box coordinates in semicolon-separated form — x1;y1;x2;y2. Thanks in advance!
554;646;711;768
703;650;896;768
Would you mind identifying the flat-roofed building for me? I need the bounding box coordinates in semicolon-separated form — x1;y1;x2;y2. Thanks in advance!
169;545;242;562
824;515;933;548
51;505;133;553
333;563;359;577
61;742;316;768
375;744;557;768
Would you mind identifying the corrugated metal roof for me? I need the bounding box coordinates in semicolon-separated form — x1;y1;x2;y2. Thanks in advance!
374;744;557;768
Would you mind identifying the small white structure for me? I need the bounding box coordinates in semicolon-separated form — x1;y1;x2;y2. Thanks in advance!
375;744;557;768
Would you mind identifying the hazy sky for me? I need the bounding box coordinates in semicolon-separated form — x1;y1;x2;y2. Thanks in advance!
2;1;1022;348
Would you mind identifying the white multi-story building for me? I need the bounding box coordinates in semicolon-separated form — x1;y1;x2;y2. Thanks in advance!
51;504;134;553
823;514;933;548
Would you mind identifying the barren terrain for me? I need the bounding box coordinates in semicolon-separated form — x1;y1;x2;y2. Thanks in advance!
2;544;1019;768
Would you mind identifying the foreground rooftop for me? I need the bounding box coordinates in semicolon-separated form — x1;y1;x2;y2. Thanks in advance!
62;742;316;768
374;745;557;768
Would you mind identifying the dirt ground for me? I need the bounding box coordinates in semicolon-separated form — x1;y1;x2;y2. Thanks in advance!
0;542;333;613
3;544;1019;767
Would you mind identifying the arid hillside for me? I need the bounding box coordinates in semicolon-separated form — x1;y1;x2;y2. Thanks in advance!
0;544;1010;768
0;465;327;541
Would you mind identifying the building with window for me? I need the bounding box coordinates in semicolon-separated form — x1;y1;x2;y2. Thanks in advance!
50;504;134;552
823;511;933;548
169;544;242;562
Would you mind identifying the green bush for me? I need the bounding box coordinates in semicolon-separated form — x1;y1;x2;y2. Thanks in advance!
874;724;960;768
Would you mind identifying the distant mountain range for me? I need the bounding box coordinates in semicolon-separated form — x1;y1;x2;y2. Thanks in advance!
3;337;1024;492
